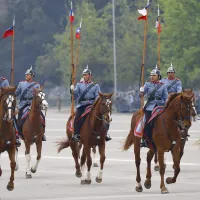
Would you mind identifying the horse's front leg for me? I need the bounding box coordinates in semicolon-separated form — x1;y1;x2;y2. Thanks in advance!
25;141;32;179
144;149;154;189
92;146;98;167
0;153;2;177
135;137;143;192
158;150;169;194
15;147;19;171
80;148;87;184
7;146;16;191
96;142;106;183
31;135;42;174
166;144;181;184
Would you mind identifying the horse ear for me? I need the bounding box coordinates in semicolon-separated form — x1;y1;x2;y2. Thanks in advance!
40;86;44;91
108;91;114;98
98;91;103;97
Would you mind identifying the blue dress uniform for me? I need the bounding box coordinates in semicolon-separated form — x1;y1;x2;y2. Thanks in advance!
140;68;168;146
71;67;111;142
0;77;9;87
161;66;182;93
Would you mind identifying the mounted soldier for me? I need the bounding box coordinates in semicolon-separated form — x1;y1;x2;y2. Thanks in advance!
140;67;168;147
0;77;9;88
15;66;47;146
161;63;182;94
70;66;112;142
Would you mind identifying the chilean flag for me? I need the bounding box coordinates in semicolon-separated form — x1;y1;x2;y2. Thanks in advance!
138;4;150;20
69;1;74;23
76;18;82;39
2;16;15;38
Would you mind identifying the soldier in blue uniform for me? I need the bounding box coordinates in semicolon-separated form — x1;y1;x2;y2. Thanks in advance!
161;63;182;94
140;67;168;147
0;77;9;87
70;66;112;142
15;66;47;143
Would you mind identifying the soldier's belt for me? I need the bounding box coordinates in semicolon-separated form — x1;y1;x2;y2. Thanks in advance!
81;98;95;102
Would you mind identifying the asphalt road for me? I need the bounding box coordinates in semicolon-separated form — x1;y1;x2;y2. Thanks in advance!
0;108;200;200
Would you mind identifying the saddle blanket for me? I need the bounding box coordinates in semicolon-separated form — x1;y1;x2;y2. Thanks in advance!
21;105;45;127
134;106;165;138
68;105;93;132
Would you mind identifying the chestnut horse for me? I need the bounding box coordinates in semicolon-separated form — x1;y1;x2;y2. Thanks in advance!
154;89;196;171
17;88;48;179
123;93;193;194
57;91;113;184
0;86;17;191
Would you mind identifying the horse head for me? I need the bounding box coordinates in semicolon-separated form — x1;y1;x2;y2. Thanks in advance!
33;88;49;110
178;93;194;130
0;86;16;122
98;91;114;124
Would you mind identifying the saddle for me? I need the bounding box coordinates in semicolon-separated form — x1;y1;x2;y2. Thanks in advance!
17;105;45;138
68;105;93;132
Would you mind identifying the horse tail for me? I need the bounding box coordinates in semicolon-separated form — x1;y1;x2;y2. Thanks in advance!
123;130;134;151
57;138;70;153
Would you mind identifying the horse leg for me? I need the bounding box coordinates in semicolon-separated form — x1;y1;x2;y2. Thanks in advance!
0;153;2;177
166;145;180;184
158;150;169;194
96;143;106;183
31;137;42;174
144;149;154;189
7;146;16;191
80;148;87;184
15;147;19;171
92;146;98;167
25;142;32;179
154;152;166;171
134;137;143;192
71;142;81;178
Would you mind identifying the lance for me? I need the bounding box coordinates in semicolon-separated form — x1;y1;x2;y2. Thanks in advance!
157;4;161;70
11;15;15;85
140;0;149;108
74;17;82;77
69;1;75;125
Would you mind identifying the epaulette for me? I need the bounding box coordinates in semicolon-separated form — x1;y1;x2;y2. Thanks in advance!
175;78;180;81
158;82;164;85
0;77;6;80
20;80;26;82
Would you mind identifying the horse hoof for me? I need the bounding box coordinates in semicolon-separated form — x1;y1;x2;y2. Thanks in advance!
154;165;159;171
7;183;14;191
144;179;151;189
81;179;91;185
96;177;102;183
26;172;32;179
166;177;175;184
93;163;98;167
75;171;82;178
31;167;36;173
135;186;143;192
161;186;169;194
15;165;19;171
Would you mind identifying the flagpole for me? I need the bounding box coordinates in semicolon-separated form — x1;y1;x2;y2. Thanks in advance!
70;1;75;126
74;17;82;78
157;4;161;70
140;0;149;108
11;15;15;85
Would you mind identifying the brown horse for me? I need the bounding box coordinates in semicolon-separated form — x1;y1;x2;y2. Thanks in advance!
123;93;193;194
0;86;17;191
57;91;113;184
17;88;48;179
154;89;195;171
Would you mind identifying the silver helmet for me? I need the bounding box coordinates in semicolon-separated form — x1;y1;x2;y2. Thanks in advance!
25;65;35;76
150;64;161;79
167;63;176;73
82;65;92;75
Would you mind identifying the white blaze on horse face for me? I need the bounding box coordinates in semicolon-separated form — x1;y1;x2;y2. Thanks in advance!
38;92;48;109
106;99;112;122
6;95;14;121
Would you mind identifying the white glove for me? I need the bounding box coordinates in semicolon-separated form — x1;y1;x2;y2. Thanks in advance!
70;85;74;91
140;86;144;93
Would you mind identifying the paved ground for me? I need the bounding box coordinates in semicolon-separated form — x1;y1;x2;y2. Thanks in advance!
0;108;200;200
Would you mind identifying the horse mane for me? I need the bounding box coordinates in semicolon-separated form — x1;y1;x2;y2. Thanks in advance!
93;97;100;107
165;93;182;108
